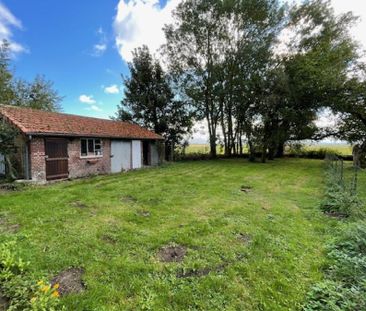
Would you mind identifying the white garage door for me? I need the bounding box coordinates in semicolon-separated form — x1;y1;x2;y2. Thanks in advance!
111;141;131;173
132;140;142;169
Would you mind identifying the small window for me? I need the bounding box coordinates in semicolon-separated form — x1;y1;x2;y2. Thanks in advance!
81;139;87;156
80;138;103;157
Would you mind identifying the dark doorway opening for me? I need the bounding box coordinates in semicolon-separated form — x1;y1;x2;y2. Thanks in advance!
142;141;150;166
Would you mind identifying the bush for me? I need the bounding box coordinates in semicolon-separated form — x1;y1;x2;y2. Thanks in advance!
319;160;362;218
174;152;212;161
0;241;64;311
303;222;366;311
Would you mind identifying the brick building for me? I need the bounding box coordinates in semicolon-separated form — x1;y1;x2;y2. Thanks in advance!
0;106;164;182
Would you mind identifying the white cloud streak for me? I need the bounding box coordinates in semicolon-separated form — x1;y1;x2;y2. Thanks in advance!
0;2;26;54
104;84;120;94
89;105;102;112
113;0;180;63
92;27;107;57
79;94;96;104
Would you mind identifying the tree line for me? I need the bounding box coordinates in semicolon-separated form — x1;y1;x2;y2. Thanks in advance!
117;0;366;166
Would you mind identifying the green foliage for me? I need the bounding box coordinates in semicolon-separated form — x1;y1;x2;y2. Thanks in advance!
0;121;18;156
0;120;19;179
0;241;64;311
304;222;366;311
116;45;194;151
0;40;62;112
320;160;362;217
12;75;62;112
0;41;15;104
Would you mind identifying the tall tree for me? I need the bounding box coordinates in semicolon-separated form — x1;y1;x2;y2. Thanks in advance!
116;45;193;159
164;0;224;158
0;41;15;104
254;0;359;161
12;75;62;112
164;0;285;158
332;70;366;167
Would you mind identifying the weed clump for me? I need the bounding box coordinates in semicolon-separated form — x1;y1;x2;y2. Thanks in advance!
0;241;64;310
320;157;363;218
304;222;366;310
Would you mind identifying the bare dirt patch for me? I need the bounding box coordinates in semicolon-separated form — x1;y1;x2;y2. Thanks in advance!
70;201;87;209
51;268;85;296
121;195;137;203
137;210;151;217
101;233;118;244
0;216;20;234
237;232;252;244
240;185;252;193
176;264;227;278
158;245;187;263
324;211;348;219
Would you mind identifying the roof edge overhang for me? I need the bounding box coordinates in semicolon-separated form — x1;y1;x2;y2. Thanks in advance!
25;132;164;140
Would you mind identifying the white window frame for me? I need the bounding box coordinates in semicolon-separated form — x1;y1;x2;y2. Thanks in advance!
80;138;103;158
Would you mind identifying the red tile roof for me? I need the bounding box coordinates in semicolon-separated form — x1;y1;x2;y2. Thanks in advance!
0;105;163;140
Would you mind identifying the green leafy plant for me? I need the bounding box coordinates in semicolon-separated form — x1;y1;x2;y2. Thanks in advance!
304;222;366;311
0;241;64;311
320;159;362;218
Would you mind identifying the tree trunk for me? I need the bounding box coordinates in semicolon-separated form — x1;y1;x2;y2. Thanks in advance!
353;143;366;168
209;136;217;158
261;145;267;163
248;140;255;162
220;101;228;157
239;132;243;155
275;141;285;158
268;147;275;160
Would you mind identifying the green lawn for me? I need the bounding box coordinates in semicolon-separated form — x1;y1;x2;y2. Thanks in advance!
0;159;355;310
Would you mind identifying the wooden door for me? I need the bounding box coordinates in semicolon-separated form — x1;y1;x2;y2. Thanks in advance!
45;138;68;180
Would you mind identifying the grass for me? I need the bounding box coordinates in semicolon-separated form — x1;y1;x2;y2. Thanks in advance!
0;158;358;310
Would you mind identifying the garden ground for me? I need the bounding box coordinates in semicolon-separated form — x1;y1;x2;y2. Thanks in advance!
1;158;364;310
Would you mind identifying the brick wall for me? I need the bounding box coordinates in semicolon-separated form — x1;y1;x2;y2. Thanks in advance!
68;138;111;179
30;137;111;182
30;137;46;182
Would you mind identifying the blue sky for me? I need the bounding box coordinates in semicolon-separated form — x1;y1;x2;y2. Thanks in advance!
1;0;175;119
1;0;366;142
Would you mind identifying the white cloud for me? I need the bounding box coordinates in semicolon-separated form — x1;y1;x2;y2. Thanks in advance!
113;0;180;63
93;43;107;55
79;94;96;104
0;2;26;54
104;84;120;94
92;27;107;57
90;105;102;112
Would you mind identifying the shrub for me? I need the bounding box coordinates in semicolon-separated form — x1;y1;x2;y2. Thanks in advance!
174;152;212;161
319;160;362;218
303;222;366;311
0;241;64;311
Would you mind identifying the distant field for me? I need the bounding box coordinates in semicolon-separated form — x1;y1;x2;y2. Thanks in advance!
186;143;353;156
